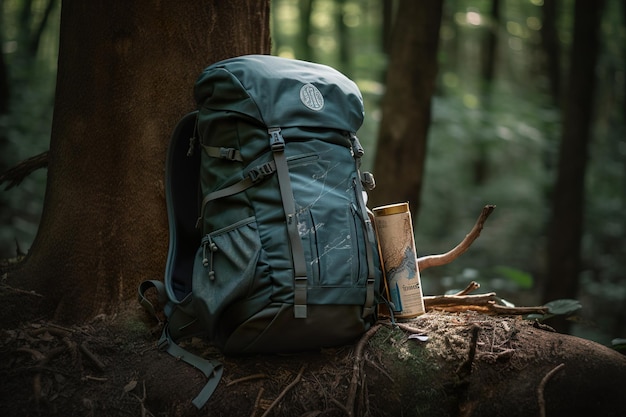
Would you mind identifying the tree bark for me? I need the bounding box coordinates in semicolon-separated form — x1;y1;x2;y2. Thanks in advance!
370;0;443;218
543;0;605;332
4;0;271;321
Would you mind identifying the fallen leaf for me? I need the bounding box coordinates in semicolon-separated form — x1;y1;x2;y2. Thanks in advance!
408;334;429;342
123;380;137;393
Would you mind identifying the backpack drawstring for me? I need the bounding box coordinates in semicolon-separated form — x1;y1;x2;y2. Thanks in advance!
201;235;217;280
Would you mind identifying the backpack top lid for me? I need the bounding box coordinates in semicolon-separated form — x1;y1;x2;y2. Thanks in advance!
193;54;365;133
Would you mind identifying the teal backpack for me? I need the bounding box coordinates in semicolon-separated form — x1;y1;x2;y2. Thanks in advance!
139;55;382;409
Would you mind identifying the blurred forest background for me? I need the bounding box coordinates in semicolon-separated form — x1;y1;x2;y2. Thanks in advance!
1;0;624;346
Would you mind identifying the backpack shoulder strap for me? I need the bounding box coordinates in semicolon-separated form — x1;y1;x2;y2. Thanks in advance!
157;326;223;409
138;281;223;410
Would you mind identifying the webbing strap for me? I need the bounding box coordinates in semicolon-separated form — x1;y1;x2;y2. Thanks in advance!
350;134;378;318
268;127;308;319
196;161;276;228
138;281;223;409
201;145;243;162
157;326;223;409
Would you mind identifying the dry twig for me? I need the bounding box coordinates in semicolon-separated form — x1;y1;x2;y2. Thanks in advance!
227;373;267;387
417;205;495;271
250;387;264;417
259;365;306;417
80;342;106;372
423;292;548;316
130;381;154;417
453;281;481;296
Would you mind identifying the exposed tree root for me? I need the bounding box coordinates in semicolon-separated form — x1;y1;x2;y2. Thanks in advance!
538;363;565;417
346;323;383;417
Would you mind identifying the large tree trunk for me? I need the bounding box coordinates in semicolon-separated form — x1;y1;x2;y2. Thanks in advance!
542;0;604;332
370;0;443;218
3;0;271;322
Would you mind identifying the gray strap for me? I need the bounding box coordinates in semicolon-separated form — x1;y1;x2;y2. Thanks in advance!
196;161;276;228
139;281;223;409
158;326;223;409
201;145;243;162
350;136;378;318
268;127;308;319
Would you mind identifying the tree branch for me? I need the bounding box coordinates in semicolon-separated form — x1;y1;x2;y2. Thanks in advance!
417;205;495;272
0;151;48;190
423;292;548;315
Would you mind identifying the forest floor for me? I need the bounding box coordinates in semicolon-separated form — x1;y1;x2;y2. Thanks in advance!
0;289;180;417
2;271;626;417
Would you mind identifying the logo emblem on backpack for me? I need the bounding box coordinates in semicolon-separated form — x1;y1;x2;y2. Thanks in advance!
300;83;324;111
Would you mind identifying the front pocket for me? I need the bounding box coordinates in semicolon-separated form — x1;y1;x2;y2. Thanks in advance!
297;204;361;288
192;216;263;343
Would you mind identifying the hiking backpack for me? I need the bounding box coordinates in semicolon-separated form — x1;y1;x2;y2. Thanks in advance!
139;54;382;408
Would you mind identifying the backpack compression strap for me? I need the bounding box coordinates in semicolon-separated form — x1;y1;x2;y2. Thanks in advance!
269;127;309;319
195;161;277;228
349;133;377;318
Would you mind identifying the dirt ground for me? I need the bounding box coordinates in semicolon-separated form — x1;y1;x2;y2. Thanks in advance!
2;277;626;417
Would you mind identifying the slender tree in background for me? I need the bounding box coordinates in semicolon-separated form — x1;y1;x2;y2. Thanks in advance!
336;0;350;75
4;0;271;322
481;0;500;90
543;0;605;332
381;0;394;55
472;0;501;186
370;0;443;218
541;0;562;105
0;5;11;250
299;0;314;61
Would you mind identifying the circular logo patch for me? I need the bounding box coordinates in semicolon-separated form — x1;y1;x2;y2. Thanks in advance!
299;83;324;111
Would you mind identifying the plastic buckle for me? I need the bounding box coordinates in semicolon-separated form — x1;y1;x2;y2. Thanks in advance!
348;133;365;158
157;336;170;351
248;162;274;184
219;147;237;160
361;171;376;191
268;128;285;152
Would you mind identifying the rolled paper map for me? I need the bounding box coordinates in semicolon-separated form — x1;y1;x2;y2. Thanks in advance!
373;202;425;319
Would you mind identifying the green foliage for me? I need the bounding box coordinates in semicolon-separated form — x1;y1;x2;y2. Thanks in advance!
611;338;626;354
526;298;583;322
492;266;534;289
0;0;59;258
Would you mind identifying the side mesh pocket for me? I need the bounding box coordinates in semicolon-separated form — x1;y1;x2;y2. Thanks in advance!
192;217;262;344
